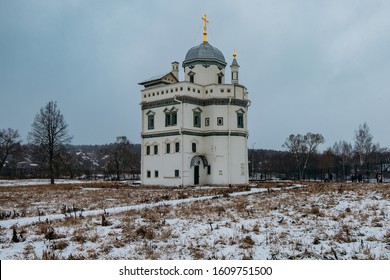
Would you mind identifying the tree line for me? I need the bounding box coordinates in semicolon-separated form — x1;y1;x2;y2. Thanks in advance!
0;101;140;183
251;123;389;182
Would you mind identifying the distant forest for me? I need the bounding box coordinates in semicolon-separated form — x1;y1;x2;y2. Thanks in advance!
1;142;389;183
0;142;141;181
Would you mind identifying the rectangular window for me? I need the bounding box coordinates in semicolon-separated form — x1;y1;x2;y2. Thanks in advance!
237;113;244;128
205;118;210;126
207;165;211;175
175;142;180;153
190;75;194;83
147;170;151;178
165;112;177;127
166;143;170;154
217;117;223;126
192;143;197;153
193;112;201;128
148;115;154;130
146;146;150;155
175;170;180;177
154;145;158;155
218;75;222;84
155;170;159;178
172;112;177;125
165;113;170;126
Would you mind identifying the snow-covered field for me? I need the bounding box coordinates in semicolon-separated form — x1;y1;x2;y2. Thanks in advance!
0;179;98;187
0;181;389;260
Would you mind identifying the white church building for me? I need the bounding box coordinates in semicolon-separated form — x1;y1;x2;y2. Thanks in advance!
139;15;250;187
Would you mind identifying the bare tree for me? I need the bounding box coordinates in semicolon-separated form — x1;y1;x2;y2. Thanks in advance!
283;132;325;180
0;128;22;173
332;140;352;181
319;148;336;173
353;122;373;166
55;147;79;179
28;101;72;184
102;140;137;180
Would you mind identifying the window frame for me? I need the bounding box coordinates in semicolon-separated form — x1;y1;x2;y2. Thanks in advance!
188;71;195;83
146;145;150;155
154;145;158;155
147;114;154;130
192;143;197;153
175;142;180;153
193;111;201;128
166;143;171;154
237;112;244;128
217;72;224;84
165;110;177;127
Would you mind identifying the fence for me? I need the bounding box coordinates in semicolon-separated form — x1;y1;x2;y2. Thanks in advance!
250;161;390;183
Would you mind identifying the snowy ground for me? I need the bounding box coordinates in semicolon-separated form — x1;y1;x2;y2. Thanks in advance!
0;179;98;187
0;181;389;260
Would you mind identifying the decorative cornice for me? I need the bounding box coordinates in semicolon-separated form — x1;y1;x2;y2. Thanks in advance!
141;97;248;110
142;129;248;139
182;59;227;69
142;131;181;139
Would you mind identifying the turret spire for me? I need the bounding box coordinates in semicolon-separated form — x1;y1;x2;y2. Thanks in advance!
201;14;209;42
230;49;240;84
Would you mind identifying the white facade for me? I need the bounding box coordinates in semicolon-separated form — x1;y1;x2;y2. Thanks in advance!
139;28;250;186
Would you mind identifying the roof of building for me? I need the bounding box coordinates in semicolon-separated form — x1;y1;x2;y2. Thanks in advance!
138;72;178;88
183;42;227;68
231;58;239;67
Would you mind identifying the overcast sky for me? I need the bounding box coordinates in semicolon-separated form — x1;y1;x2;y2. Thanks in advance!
1;0;389;150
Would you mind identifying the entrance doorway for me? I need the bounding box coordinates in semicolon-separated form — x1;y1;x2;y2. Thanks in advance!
194;165;199;185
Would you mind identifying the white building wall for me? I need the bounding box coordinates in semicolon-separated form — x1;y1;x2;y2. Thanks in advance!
140;82;248;105
184;65;225;85
141;97;249;186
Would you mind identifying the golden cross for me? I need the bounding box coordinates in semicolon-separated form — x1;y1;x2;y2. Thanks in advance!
201;14;209;42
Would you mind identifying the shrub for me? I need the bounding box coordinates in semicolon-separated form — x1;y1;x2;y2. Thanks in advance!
240;235;255;248
135;226;155;240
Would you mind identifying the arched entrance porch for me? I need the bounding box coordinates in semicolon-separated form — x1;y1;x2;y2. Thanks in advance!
190;155;209;185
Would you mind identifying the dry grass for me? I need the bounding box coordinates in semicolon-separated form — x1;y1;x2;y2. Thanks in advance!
1;181;390;260
0;182;247;220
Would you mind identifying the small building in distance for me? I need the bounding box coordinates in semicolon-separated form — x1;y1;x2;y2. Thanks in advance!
116;136;128;144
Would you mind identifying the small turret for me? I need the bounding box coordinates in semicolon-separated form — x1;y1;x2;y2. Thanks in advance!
230;49;240;85
171;61;179;80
